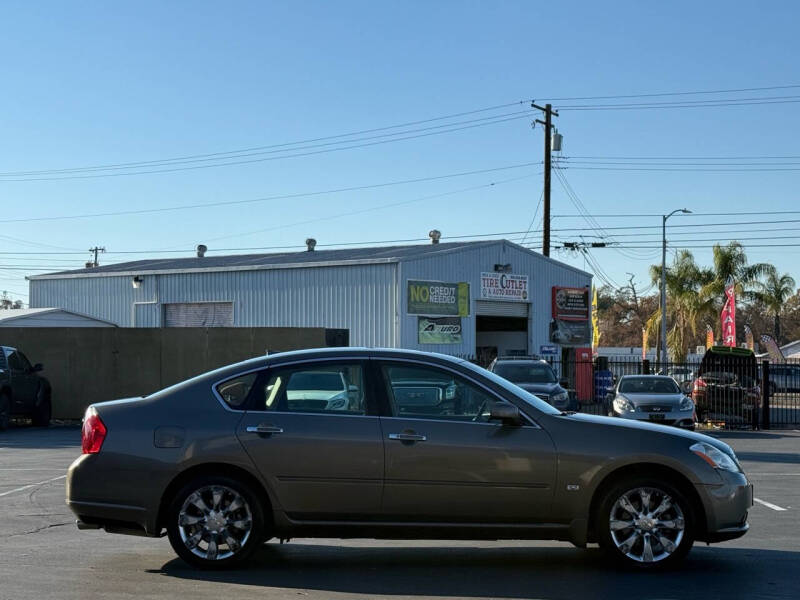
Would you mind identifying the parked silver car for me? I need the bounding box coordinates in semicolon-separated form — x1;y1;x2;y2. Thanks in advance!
609;375;696;430
67;348;750;570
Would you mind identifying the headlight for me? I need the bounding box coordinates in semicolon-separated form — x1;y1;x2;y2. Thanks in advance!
679;396;694;411
690;442;740;472
551;391;569;403
613;396;635;413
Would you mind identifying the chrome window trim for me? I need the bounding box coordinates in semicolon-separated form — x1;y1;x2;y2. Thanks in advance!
211;355;372;414
375;357;541;429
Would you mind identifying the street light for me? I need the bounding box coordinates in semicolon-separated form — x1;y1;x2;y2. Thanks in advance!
661;208;692;365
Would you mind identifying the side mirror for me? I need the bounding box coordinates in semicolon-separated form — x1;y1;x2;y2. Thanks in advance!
31;363;43;373
489;401;523;426
559;379;570;389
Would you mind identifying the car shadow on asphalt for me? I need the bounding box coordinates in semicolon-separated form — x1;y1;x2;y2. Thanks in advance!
156;544;799;599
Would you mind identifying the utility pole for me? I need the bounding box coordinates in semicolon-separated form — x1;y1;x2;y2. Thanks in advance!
660;209;691;366
88;246;105;268
532;102;559;257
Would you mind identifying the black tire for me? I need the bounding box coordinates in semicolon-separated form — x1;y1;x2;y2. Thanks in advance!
31;388;51;427
166;475;265;569
0;393;10;431
596;475;695;570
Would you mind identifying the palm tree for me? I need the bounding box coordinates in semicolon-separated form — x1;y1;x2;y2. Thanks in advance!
750;267;796;342
648;251;715;362
702;242;772;306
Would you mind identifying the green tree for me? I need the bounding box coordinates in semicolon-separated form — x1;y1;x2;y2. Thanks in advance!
648;251;714;362
750;267;797;343
701;242;772;337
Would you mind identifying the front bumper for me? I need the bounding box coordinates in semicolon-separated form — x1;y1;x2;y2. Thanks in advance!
696;471;753;543
612;408;696;429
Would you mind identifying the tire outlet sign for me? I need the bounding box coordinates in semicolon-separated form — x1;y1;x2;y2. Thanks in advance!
480;272;529;301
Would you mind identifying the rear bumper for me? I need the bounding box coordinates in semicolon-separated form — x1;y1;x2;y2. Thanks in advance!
66;454;162;537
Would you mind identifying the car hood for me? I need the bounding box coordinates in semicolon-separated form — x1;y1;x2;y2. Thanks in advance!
516;383;562;395
560;412;736;457
621;393;686;406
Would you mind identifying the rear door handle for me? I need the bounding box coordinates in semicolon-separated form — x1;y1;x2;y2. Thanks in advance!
246;425;284;435
388;432;427;442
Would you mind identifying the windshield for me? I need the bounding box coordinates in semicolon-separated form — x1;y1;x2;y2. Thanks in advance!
619;377;680;394
493;363;557;384
459;361;561;415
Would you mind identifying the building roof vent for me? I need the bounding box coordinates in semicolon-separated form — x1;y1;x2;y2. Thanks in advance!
197;244;207;258
428;229;442;244
305;238;317;251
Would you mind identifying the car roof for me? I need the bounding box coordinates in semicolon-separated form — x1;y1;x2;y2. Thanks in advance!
619;374;675;379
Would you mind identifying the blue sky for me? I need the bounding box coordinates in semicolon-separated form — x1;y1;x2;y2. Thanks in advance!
1;0;799;303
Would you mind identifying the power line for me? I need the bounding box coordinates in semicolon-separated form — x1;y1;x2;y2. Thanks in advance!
0;161;541;224
0;112;534;182
541;83;800;101
558;96;800;111
0;100;531;177
190;173;539;246
559;165;800;172
563;155;800;161
553;211;800;218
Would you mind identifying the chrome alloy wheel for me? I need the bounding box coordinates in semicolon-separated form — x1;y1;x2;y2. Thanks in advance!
177;485;253;561
609;487;685;563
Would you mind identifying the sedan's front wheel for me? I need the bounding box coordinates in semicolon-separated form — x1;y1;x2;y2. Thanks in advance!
596;477;695;569
166;475;265;569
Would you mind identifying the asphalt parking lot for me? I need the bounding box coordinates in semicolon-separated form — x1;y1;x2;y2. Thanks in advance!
1;426;798;600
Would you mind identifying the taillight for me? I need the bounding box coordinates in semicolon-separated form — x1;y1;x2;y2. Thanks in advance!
81;407;107;454
693;377;707;392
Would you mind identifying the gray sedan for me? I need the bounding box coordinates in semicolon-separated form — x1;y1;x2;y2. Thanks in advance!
67;348;750;570
609;375;696;430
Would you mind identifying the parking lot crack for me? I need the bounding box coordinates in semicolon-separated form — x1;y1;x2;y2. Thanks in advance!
4;522;72;539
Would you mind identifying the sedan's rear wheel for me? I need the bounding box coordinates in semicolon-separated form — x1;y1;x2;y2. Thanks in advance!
597;477;695;569
166;476;264;569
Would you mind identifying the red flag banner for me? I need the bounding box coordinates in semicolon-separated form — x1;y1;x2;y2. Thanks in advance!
721;277;736;347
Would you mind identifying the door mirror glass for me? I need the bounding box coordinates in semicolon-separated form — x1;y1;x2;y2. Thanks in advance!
32;363;43;373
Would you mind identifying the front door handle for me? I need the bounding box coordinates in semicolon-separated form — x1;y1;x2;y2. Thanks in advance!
246;424;284;435
388;432;427;442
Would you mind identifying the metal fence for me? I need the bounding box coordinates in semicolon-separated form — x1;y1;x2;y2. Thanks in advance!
540;356;800;430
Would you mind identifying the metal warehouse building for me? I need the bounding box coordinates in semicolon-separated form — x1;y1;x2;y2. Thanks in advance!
28;239;592;364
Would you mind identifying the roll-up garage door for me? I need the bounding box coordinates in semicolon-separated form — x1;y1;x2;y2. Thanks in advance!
164;302;234;327
475;300;529;318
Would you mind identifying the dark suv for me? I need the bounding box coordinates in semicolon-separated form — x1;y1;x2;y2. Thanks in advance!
488;357;574;410
0;346;51;429
691;346;759;423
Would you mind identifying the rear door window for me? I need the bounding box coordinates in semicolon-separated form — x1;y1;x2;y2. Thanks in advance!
253;363;366;415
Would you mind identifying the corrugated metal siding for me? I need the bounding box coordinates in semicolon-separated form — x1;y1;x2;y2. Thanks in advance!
30;263;398;347
399;242;591;357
